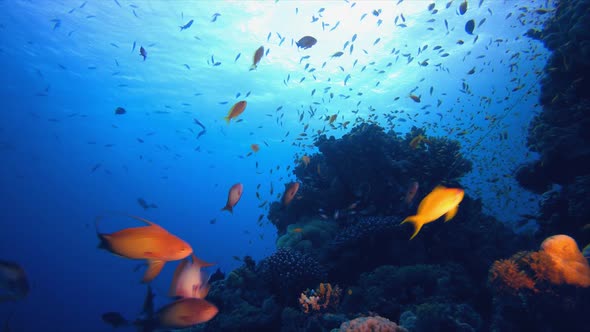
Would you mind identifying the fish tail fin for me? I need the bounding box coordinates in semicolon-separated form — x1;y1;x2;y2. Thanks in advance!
142;260;165;283
95;215;109;249
223;116;231;124
221;205;233;214
249;64;257;71
401;216;424;240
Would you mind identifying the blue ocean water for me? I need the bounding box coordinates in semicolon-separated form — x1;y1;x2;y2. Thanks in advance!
0;0;558;331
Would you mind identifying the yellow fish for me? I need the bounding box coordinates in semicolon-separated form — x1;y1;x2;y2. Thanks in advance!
401;185;464;239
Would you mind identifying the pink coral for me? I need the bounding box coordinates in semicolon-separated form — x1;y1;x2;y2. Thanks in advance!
338;316;408;332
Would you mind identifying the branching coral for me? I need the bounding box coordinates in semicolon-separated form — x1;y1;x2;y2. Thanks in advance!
489;258;536;292
299;282;341;314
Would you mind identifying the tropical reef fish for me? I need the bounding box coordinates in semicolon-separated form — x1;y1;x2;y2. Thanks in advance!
251;144;260;153
296;36;317;49
404;181;419;205
459;1;468;15
465;19;475;35
137;197;158;210
140;46;147;61
250;46;264;70
221;183;243;213
179;19;193;31
96;215;193;282
401;185;464;239
301;155;310;167
101;312;128;328
224;101;247;124
169;254;213;299
409;134;429;149
155;298;218;328
282;182;300;207
0;260;29;302
115;106;126;115
331;51;344;58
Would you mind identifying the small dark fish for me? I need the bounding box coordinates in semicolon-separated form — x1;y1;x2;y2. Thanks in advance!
114;0;121;7
115;107;126;115
465;19;475;35
137;198;149;210
211;13;221;22
250;46;264;70
179;19;194;31
0;260;29;302
331;51;343;58
91;163;101;173
101;312;128;328
459;1;467;15
131;41;136;53
234;53;241;62
296;36;317;49
193;118;206;130
139;46;147;61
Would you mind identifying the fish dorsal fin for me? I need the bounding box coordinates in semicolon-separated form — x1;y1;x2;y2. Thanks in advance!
433;185;447;191
169;258;189;297
192;254;215;268
127;215;167;233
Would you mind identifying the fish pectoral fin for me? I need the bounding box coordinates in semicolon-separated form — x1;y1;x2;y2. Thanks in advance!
401;216;424;240
445;206;459;222
142;260;165;283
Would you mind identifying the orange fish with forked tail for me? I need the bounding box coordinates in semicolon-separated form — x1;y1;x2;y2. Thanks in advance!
282;182;300;207
224;100;247;124
401;185;464;239
96;215;193;283
221;183;243;213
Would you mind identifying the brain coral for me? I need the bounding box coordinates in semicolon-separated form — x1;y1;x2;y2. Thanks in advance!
338;315;408;332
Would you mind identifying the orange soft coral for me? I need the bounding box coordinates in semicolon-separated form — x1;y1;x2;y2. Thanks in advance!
488;234;590;294
299;282;342;314
489;258;536;292
538;234;590;287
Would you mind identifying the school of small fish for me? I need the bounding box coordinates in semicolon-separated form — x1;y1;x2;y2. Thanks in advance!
6;1;571;329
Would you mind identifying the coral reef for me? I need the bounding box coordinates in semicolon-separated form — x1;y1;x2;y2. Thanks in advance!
518;0;590;244
488;234;590;331
299;282;342;314
269;124;472;235
258;248;326;305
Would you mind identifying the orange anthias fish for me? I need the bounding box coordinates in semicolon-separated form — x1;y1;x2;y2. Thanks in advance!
156;298;218;328
0;260;29;302
409;134;429;149
301;155;310;167
250;46;264;70
409;94;421;103
401;185;464;239
282;182;300;207
224;100;247;124
169;254;214;299
251;144;260;153
404;181;419;205
96;215;193;283
221;183;243;213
